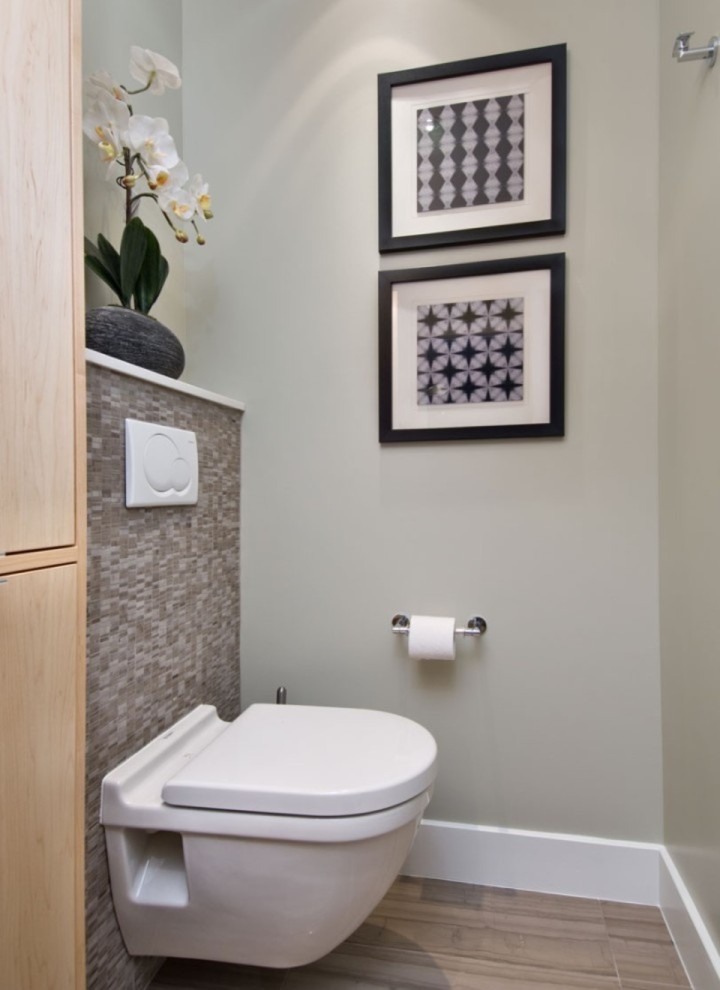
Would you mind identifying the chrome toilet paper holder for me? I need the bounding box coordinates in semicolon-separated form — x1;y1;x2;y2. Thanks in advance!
391;614;487;637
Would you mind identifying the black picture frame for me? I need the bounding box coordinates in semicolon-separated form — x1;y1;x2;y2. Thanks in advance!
378;254;565;443
378;45;567;253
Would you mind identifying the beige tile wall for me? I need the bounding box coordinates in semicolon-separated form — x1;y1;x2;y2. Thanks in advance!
85;363;242;990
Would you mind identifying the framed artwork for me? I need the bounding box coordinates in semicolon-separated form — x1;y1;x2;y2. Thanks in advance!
378;254;565;443
378;45;567;252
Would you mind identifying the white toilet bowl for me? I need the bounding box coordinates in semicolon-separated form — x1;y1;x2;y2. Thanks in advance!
101;703;437;968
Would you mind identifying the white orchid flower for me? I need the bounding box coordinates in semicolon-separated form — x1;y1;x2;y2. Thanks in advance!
157;165;207;240
158;182;197;223
129;46;181;95
83;94;131;167
188;174;213;220
148;159;188;192
84;70;126;104
128;115;180;173
84;46;213;273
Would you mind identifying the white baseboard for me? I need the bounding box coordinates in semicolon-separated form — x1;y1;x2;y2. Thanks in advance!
402;819;720;990
660;848;720;990
403;819;662;903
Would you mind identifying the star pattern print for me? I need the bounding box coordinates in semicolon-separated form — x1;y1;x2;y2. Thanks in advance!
417;297;524;405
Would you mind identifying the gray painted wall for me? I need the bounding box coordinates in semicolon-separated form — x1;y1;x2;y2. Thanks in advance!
659;0;720;951
181;0;664;841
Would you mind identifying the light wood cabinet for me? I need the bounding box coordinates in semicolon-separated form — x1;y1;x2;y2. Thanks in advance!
0;0;78;557
0;0;87;986
0;566;79;988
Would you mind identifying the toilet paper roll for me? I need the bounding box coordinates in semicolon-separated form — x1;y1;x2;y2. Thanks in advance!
408;615;456;661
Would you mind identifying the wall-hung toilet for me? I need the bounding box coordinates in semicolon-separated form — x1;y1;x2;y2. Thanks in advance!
101;703;437;968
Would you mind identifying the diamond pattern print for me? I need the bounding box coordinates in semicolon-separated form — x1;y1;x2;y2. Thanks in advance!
417;297;524;405
417;94;524;213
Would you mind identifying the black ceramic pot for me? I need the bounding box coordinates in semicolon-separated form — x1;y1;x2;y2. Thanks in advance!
85;306;185;380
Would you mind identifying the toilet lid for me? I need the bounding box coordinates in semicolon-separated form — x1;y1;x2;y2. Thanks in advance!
161;704;437;817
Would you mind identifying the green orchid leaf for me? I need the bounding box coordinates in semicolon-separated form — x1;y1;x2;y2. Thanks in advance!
97;234;122;292
84;236;101;261
134;225;164;315
156;256;169;300
120;218;148;308
84;254;122;303
149;255;170;313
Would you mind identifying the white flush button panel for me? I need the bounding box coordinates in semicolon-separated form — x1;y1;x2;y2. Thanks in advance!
125;419;198;508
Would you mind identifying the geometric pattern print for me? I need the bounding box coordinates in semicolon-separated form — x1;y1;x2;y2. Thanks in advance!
417;297;524;405
417;94;524;212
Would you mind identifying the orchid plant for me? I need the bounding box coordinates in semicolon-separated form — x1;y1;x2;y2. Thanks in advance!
83;47;213;315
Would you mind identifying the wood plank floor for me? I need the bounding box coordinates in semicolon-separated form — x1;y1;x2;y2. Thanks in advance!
150;877;690;990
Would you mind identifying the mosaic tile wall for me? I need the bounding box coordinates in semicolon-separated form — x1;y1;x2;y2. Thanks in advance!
85;363;242;990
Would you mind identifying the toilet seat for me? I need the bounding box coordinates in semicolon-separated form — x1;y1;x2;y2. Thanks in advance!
101;704;437;843
162;703;438;817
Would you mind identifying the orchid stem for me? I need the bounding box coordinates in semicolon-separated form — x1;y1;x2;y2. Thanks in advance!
123;149;133;224
159;208;179;233
121;76;155;97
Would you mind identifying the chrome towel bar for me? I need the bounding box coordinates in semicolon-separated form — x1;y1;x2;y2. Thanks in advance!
672;32;719;67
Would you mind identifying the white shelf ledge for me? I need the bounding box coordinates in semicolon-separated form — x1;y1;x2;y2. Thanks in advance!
86;349;245;412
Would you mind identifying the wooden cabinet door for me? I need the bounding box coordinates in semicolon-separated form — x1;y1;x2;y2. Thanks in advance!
0;0;77;555
0;565;79;989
